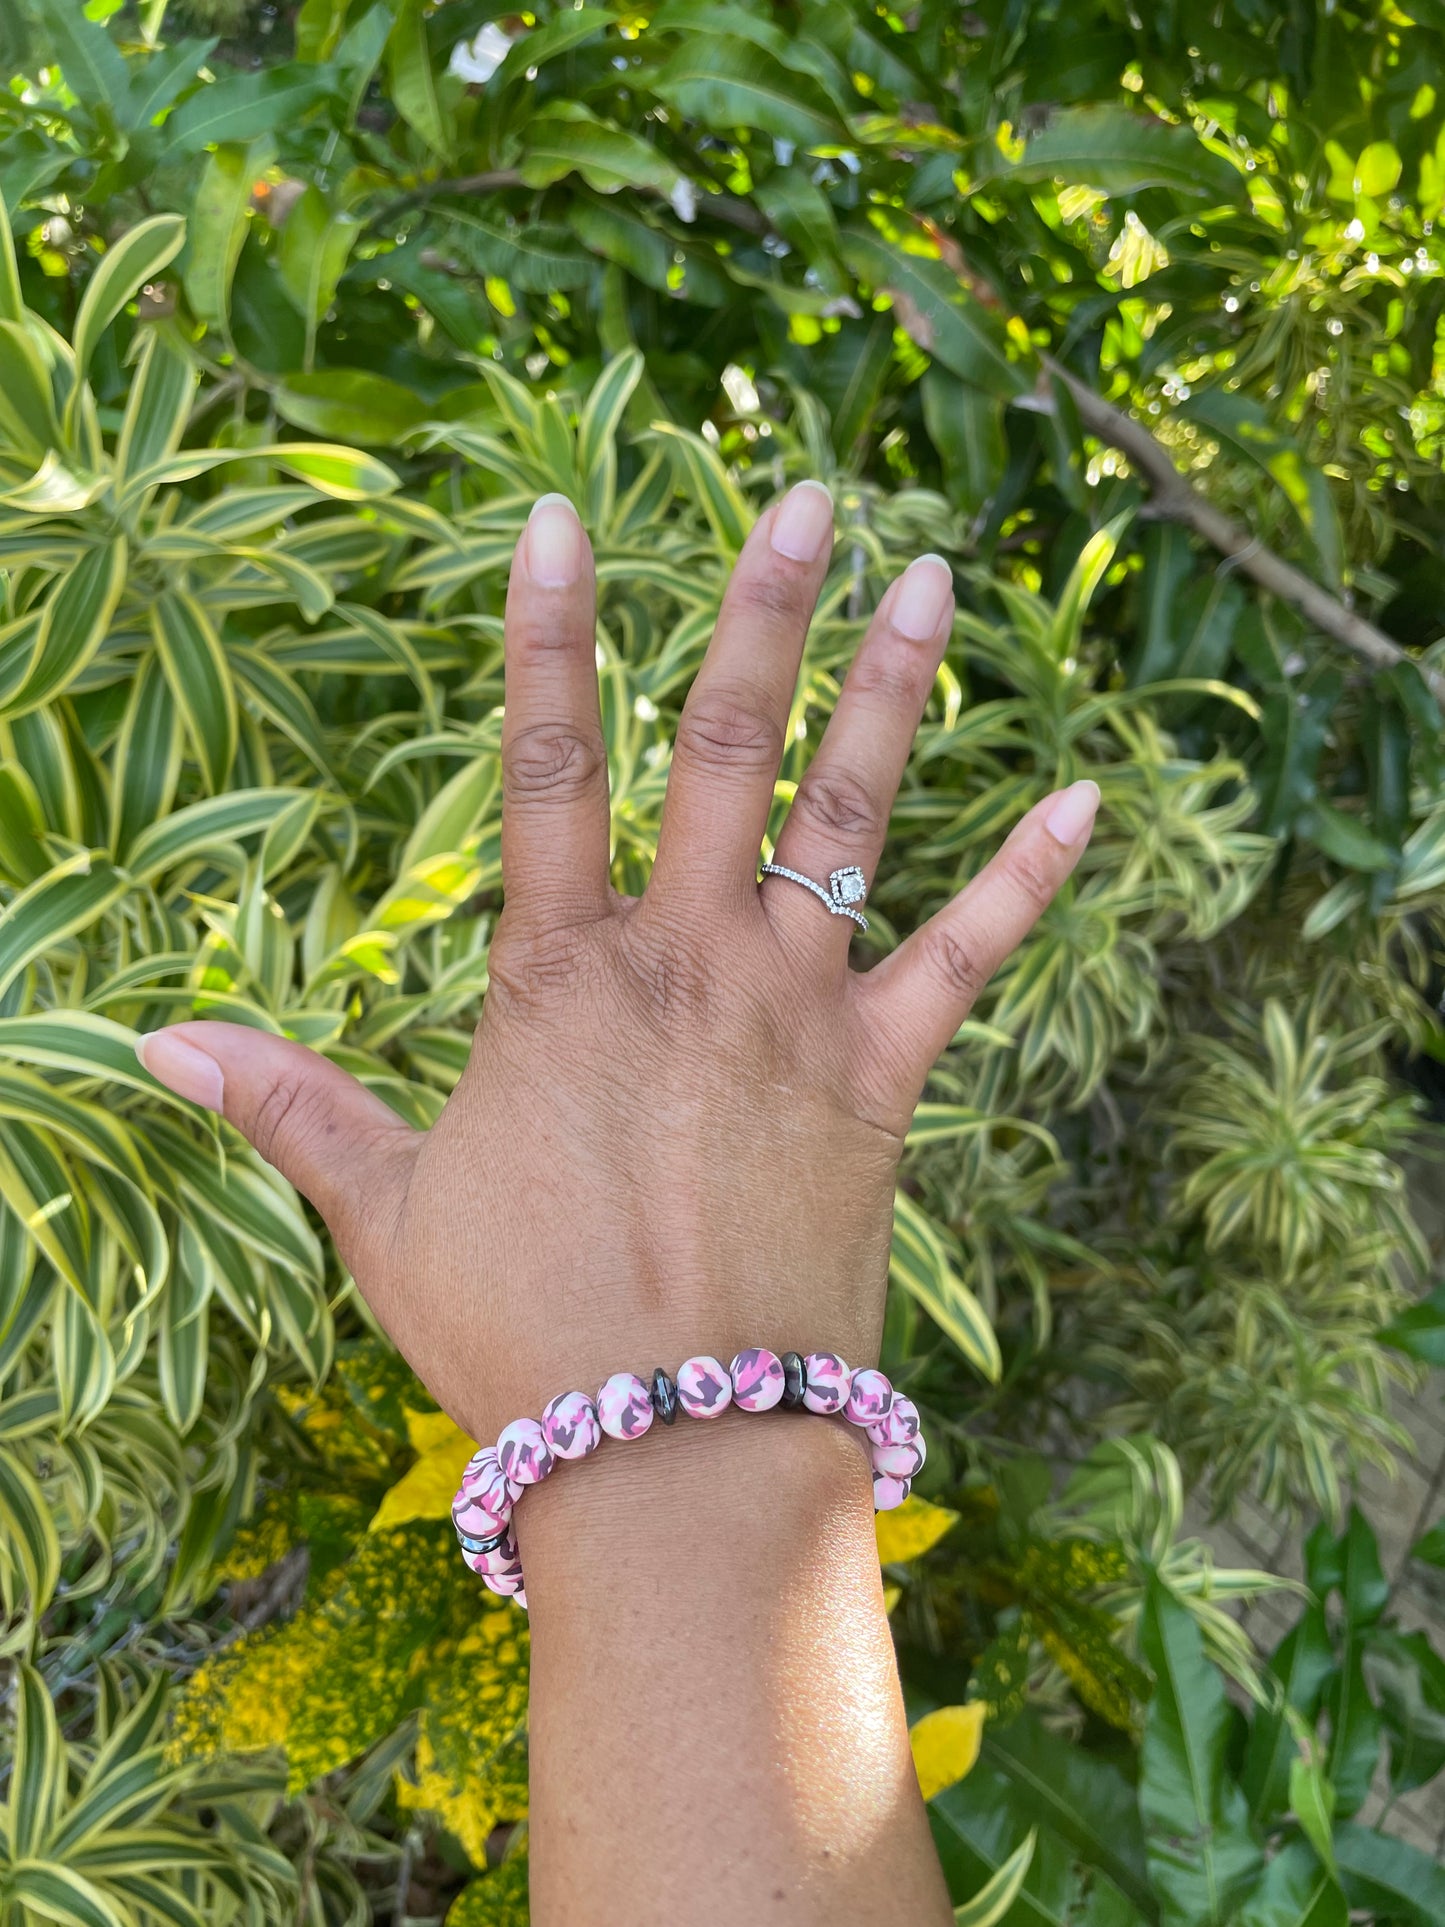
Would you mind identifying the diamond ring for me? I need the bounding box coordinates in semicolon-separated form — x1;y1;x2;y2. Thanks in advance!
759;861;868;932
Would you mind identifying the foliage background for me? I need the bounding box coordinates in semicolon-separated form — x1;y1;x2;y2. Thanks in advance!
1;0;1444;1921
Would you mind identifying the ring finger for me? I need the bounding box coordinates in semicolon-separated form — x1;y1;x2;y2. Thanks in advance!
762;553;954;959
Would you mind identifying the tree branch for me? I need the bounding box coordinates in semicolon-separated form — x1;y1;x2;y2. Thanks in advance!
1041;356;1445;707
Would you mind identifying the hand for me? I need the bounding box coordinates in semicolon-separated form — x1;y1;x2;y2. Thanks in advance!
135;481;1100;1923
135;482;1098;1445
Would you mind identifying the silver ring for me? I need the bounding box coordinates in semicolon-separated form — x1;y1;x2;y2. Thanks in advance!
759;861;868;932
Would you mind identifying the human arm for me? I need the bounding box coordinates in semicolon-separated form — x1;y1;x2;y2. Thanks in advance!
135;481;1098;1921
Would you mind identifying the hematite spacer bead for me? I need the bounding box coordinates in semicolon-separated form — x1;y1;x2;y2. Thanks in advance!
780;1352;807;1410
458;1527;509;1557
650;1368;679;1425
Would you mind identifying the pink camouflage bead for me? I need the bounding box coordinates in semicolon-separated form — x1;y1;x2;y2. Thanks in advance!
801;1351;852;1416
452;1488;510;1542
481;1562;527;1597
873;1470;911;1511
675;1355;733;1419
597;1371;654;1440
461;1527;519;1576
871;1435;926;1480
458;1446;516;1525
541;1390;602;1460
496;1417;554;1486
730;1347;785;1412
868;1394;920;1448
844;1367;893;1427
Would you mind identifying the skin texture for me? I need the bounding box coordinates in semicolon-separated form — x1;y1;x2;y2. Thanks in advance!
135;481;1098;1923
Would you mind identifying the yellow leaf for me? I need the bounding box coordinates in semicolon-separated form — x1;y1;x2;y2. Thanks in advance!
910;1703;985;1802
406;1407;469;1455
883;1584;901;1615
876;1495;960;1564
371;1411;476;1531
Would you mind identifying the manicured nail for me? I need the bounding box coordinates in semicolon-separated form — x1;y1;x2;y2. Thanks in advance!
769;480;834;562
135;1030;224;1112
891;554;953;642
1044;779;1101;846
526;493;583;587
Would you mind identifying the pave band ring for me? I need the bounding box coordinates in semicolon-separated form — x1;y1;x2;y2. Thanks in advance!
760;861;869;931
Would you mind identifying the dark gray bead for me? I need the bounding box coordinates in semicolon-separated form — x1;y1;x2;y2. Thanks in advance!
651;1368;679;1424
458;1527;508;1556
781;1352;807;1409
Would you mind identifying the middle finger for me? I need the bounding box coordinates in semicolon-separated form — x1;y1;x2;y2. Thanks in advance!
649;480;835;908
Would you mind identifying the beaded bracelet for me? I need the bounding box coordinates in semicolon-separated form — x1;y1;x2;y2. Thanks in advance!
450;1347;926;1610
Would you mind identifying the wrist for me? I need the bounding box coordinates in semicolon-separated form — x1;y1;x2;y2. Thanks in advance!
512;1406;877;1608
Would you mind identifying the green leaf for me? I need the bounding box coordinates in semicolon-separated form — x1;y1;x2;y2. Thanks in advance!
652;35;845;145
150;591;237;794
0;318;64;457
1380;1283;1445;1365
841;230;1031;397
388;0;453;157
1297;799;1397;873
122;442;398;503
1180;389;1343;585
115;327;199;485
891;1191;1000;1382
127;788;315;882
1365;1628;1445;1795
0;191;22;325
4;535;127;717
922;371;1007;518
277;184;360;351
1238;1840;1347;1927
520;101;683;195
72;214;186;380
930;1748;1150;1927
111;651;181;862
167;62;336;152
0;852;129;1000
569;355;636;526
1334;1822;1445;1926
646;422;753;552
276;369;428;445
32;0;131;110
184;138;276;335
953;1829;1037;1926
1138;1573;1262;1925
0;1456;61;1632
1008;106;1244;201
1287;1743;1338;1879
1240;1605;1336;1823
1355;140;1402;198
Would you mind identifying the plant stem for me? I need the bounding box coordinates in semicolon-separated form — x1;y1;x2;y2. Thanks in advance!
1042;357;1445;706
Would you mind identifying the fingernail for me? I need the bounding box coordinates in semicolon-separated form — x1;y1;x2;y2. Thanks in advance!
135;1030;224;1112
890;553;953;642
769;480;834;562
526;493;583;587
1044;779;1101;846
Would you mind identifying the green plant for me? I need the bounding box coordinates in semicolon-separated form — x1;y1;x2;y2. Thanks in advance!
1;2;1443;1916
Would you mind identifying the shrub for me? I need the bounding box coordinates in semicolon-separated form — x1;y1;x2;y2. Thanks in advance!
2;1;1444;1919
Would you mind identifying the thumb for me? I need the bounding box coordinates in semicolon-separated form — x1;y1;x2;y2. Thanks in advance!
134;1021;418;1240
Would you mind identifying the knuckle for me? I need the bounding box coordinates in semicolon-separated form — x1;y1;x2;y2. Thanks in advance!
924;925;988;1005
675;692;783;776
504;723;606;803
735;570;805;626
249;1071;328;1172
1002;845;1058;912
793;767;885;843
847;647;929;707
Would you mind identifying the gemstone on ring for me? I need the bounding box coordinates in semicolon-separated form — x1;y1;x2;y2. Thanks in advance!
830;866;866;908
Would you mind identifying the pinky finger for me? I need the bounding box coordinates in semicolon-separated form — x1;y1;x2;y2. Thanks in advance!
854;779;1100;1105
